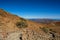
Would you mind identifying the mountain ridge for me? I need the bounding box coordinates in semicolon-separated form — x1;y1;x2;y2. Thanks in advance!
29;19;60;24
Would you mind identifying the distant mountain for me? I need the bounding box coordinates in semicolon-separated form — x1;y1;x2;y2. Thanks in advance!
29;19;60;24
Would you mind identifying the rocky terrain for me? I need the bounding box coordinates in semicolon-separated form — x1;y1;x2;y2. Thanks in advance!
0;9;60;40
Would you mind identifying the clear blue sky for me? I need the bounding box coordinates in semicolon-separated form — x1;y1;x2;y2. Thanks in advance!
0;0;60;19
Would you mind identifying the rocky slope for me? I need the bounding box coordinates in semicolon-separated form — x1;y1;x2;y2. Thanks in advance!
0;9;60;40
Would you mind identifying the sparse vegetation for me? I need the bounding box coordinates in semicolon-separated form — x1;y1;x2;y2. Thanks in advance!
16;21;28;28
40;27;57;34
13;14;18;16
20;18;26;21
0;12;6;17
41;27;49;33
16;18;28;28
49;29;56;33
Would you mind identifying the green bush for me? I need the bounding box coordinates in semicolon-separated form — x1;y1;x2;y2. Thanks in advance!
16;21;28;28
41;27;49;33
40;27;57;34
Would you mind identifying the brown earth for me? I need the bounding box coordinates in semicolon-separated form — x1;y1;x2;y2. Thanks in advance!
0;9;60;40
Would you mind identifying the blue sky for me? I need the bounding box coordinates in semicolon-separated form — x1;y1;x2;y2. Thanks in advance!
0;0;60;19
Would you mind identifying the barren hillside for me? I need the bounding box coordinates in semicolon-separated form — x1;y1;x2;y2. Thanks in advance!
0;9;60;40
